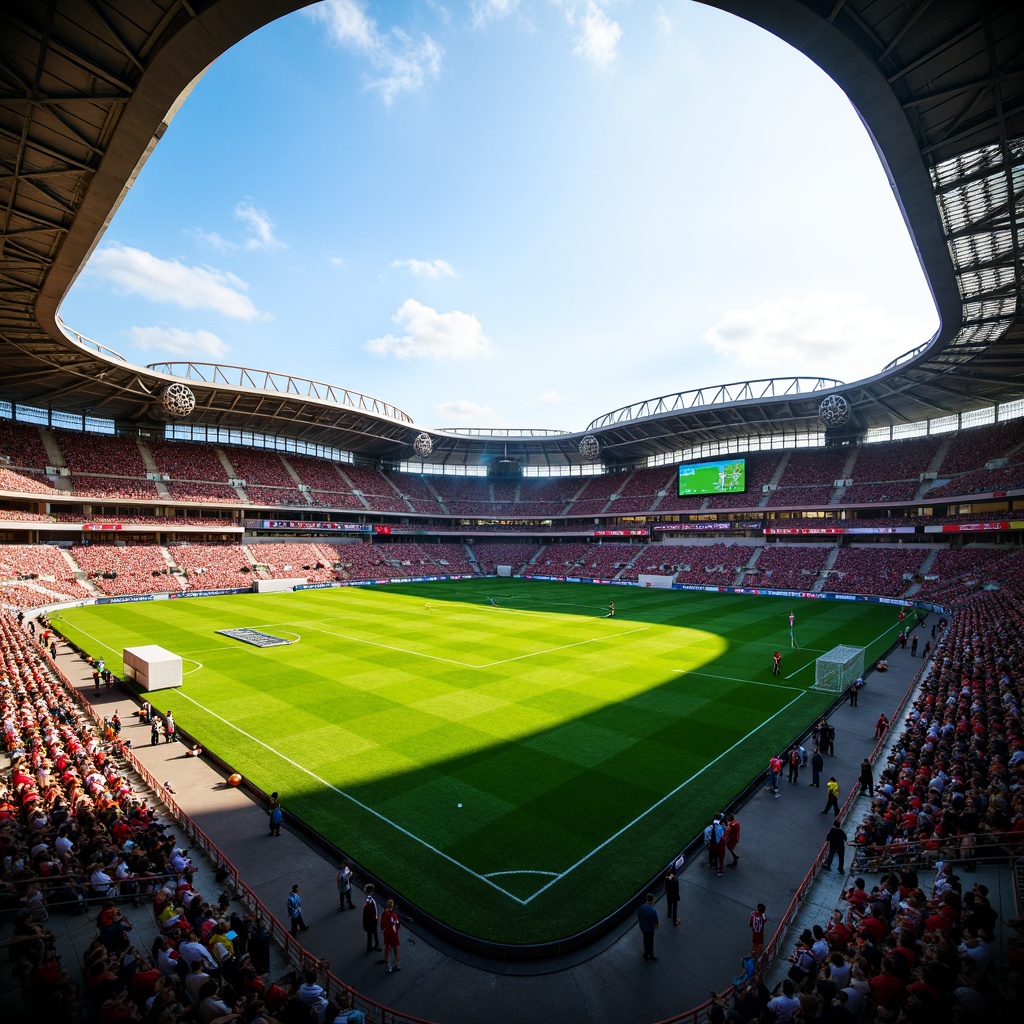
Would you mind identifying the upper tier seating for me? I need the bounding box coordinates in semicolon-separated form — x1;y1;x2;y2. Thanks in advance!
224;447;296;489
0;421;49;468
146;439;228;482
339;466;408;513
54;430;148;477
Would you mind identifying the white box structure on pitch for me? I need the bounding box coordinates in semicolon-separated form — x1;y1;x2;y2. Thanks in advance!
123;645;183;691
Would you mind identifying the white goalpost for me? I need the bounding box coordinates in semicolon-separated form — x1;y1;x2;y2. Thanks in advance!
814;645;865;694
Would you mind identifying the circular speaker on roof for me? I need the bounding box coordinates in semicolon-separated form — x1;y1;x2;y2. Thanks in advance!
818;394;850;428
412;432;433;457
160;382;196;419
578;434;601;461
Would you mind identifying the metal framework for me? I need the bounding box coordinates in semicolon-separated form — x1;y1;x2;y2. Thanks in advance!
145;362;413;424
0;0;1022;471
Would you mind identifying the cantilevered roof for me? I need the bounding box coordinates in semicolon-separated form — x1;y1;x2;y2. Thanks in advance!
0;0;1022;468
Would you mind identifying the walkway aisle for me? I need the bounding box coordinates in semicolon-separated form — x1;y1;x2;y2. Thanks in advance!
53;620;925;1024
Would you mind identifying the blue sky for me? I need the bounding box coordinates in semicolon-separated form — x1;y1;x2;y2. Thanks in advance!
61;0;939;433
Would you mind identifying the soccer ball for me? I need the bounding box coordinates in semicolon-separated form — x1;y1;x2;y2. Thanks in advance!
228;773;242;787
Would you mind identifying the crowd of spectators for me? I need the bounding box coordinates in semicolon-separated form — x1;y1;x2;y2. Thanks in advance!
224;449;296;491
0;467;56;494
70;544;181;597
0;420;51;468
245;487;308;509
472;544;541;575
1;609;367;1024
146;440;229;484
167;544;254;592
55;432;148;478
0;545;91;602
247;544;336;583
165;482;242;504
827;547;930;598
673;543;752;587
336;467;406;513
745;545;831;589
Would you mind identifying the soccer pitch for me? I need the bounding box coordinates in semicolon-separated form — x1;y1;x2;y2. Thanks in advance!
55;579;900;944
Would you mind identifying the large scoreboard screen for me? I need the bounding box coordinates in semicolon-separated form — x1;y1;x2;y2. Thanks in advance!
678;458;746;497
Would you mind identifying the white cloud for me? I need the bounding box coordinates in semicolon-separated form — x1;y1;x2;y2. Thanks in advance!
191;201;283;252
89;243;263;320
703;292;937;383
471;0;519;28
309;0;443;105
390;257;459;278
328;256;347;269
235;201;284;250
365;299;493;360
532;389;564;405
435;399;505;425
654;7;673;35
572;2;621;68
189;229;234;252
127;326;228;359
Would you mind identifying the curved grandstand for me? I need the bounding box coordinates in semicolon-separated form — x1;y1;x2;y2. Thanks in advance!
2;2;1024;1024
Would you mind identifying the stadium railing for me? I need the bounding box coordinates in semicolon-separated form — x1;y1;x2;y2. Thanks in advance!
652;650;929;1024
32;638;438;1024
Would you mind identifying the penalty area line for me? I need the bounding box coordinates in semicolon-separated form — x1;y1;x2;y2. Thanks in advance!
171;690;525;905
521;687;808;905
480;626;650;668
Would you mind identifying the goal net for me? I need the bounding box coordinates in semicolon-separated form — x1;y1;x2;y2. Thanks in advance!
814;645;864;693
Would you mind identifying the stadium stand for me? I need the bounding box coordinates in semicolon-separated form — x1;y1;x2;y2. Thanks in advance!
168;543;253;591
472;543;541;575
55;431;147;478
0;545;90;604
826;546;929;598
0;420;50;468
520;543;592;577
146;439;229;483
745;544;831;589
70;543;180;596
673;543;751;587
247;543;336;582
339;466;407;513
0;467;56;494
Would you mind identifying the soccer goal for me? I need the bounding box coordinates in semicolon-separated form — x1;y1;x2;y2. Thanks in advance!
814;645;865;694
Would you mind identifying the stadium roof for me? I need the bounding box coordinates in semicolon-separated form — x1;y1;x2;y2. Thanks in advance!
1;0;1022;469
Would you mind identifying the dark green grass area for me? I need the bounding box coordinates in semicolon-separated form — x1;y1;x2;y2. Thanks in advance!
54;580;901;943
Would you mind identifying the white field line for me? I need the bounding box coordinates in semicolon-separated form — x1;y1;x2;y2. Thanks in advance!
485;869;559;879
784;621;900;681
58;622;121;657
172;689;528;905
683;670;804;694
300;622;649;670
478;626;650;668
520;688;808;904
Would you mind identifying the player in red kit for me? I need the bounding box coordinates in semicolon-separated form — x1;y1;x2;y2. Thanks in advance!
750;903;767;958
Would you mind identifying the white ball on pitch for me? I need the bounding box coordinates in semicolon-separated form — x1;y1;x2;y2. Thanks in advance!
457;802;463;808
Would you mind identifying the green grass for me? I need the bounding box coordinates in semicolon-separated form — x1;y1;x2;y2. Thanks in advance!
54;579;900;943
